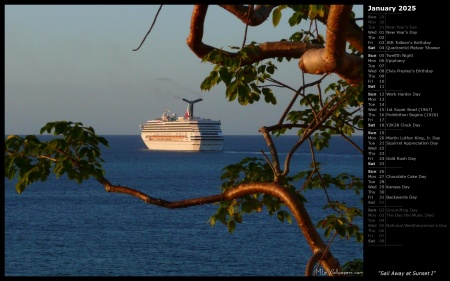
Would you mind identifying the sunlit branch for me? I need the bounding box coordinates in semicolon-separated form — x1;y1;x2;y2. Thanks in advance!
258;126;281;178
313;232;338;276
305;249;324;276
98;177;341;274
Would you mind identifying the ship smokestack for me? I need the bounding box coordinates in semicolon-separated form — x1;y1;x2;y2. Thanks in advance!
182;98;202;120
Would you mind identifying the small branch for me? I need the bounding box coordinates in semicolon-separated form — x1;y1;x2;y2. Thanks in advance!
260;149;277;181
133;5;163;51
307;138;340;213
266;76;328;150
241;5;253;49
313;232;338;276
219;5;277;26
281;97;347;178
338;132;363;154
305;249;323;276
258;126;281;177
277;74;328;125
37;155;58;162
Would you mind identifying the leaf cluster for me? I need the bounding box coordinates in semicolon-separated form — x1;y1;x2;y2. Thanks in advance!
286;80;363;139
273;5;328;27
4;121;108;193
292;162;363;242
201;46;277;106
209;157;301;233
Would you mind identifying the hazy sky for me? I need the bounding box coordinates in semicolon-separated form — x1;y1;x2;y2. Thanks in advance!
5;5;363;135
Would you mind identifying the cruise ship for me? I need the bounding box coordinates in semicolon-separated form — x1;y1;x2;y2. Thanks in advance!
139;98;224;151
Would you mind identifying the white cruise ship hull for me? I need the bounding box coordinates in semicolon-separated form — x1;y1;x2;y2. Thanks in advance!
140;120;224;151
140;136;223;151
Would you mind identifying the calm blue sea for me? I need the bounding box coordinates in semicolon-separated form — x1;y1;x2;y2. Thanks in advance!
4;135;363;276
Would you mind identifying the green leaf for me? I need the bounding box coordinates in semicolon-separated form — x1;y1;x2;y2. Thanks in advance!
324;227;332;237
277;210;285;222
201;71;219;91
219;67;232;86
208;216;216;227
285;212;292;224
226;81;238;101
335;224;346;237
266;65;275;75
54;121;69;135
272;8;282;27
228;220;236;234
40;122;55;134
233;212;243;224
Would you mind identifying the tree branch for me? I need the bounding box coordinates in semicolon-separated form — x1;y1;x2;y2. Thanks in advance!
188;4;362;86
219;5;277;26
299;5;363;85
98;177;341;274
258;126;281;180
187;5;324;62
133;5;163;51
305;249;324;276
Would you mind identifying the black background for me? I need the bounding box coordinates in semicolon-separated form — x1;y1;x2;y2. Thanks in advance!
364;2;447;278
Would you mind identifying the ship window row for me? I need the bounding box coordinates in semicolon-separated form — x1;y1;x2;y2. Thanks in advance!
143;124;220;129
191;137;224;140
142;126;221;129
142;129;222;133
142;131;222;135
142;127;221;130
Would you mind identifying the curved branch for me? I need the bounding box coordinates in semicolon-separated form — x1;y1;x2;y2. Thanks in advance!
220;4;363;53
187;5;324;63
188;4;362;86
310;4;364;54
305;249;323;276
99;177;341;275
100;177;223;208
313;232;338;276
324;5;353;67
299;5;363;85
130;5;363;83
346;18;364;53
298;47;362;84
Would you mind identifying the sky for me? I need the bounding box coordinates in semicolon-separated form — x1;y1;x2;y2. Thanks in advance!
5;5;363;135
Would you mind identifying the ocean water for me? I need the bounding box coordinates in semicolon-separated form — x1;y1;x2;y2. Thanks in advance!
4;135;363;276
